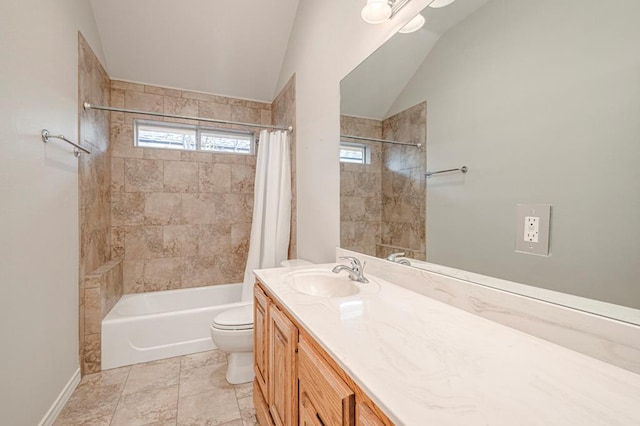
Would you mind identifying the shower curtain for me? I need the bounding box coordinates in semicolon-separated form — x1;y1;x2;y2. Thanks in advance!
241;130;292;301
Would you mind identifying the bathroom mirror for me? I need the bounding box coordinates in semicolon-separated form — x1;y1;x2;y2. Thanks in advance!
340;0;640;322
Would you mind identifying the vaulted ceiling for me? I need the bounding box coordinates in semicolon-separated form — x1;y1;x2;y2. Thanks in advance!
90;0;300;102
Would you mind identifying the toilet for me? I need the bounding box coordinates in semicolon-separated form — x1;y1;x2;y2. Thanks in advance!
210;302;255;384
210;258;312;384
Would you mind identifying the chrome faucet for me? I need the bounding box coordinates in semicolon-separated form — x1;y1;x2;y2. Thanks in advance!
386;252;411;266
332;256;369;283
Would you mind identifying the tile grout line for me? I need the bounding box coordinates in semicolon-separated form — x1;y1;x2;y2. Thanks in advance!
108;366;133;426
176;355;184;425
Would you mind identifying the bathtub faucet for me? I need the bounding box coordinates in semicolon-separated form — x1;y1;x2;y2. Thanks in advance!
332;256;369;283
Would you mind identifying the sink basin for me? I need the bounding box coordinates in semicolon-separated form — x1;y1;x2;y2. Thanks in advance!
287;270;359;298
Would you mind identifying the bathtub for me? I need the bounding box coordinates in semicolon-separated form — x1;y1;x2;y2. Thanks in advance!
102;283;244;370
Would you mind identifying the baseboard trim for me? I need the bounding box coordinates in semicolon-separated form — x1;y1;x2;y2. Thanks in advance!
38;368;80;426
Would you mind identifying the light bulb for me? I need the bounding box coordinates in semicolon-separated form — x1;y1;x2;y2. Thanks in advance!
429;0;456;8
399;14;425;33
361;0;392;24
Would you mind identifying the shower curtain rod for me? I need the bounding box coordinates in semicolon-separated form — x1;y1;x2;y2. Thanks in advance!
341;134;422;148
83;102;293;132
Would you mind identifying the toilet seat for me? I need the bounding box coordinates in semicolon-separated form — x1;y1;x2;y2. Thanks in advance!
213;303;254;331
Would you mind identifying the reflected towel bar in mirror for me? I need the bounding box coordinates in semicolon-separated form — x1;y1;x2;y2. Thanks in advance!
425;165;468;178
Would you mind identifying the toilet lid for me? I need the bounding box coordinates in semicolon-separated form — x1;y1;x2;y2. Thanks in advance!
213;304;254;330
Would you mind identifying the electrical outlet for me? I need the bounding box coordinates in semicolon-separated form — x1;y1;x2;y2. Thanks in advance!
524;216;539;242
516;204;551;256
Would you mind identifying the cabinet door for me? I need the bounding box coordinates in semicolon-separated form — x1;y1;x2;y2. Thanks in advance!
298;337;354;425
268;304;298;426
356;401;386;426
254;285;269;400
300;390;324;426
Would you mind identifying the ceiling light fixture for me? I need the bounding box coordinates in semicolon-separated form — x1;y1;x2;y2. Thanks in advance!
398;13;425;33
361;0;414;25
428;0;456;8
361;0;392;24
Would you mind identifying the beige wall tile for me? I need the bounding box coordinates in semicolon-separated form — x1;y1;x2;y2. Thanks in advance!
123;260;144;294
199;163;231;193
182;256;224;288
111;80;144;92
143;147;181;161
83;333;101;374
124;90;163;112
164;96;198;117
163;225;199;257
181;193;217;225
124;159;164;192
144;193;183;225
217;193;253;224
84;288;101;335
164;161;199;192
197;224;231;256
144;258;183;291
111;158;125;192
145;85;181;98
181;150;214;163
182;90;229;104
111;88;125;108
230;164;255;193
198;100;232;121
124;226;164;260
112;192;145;226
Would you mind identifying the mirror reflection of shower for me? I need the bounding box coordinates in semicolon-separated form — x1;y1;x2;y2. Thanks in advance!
339;102;426;261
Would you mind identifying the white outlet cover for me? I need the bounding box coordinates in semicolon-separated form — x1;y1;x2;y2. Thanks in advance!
524;216;539;242
516;204;551;256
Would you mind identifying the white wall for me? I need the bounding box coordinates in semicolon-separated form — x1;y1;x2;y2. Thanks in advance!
276;0;432;262
0;1;105;424
389;0;640;307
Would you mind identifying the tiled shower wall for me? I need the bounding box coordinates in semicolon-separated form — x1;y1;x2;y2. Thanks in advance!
271;75;297;259
339;115;383;256
109;81;273;294
78;33;122;374
339;102;426;260
380;102;427;261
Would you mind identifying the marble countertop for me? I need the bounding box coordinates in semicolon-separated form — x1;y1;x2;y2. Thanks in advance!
254;264;640;425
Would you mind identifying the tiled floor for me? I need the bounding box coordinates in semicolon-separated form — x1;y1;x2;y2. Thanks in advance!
54;350;257;426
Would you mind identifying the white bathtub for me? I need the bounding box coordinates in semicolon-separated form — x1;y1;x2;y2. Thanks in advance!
102;283;244;370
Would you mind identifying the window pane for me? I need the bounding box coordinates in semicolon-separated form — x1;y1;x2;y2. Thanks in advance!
340;142;369;164
200;130;253;154
136;123;196;150
134;120;254;155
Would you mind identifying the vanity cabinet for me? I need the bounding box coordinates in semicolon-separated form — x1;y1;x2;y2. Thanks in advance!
253;282;392;426
268;304;298;426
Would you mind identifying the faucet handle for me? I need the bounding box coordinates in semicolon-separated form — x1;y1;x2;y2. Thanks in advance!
386;252;405;262
338;256;362;270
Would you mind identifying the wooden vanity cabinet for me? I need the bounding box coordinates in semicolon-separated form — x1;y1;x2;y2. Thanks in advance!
268;304;299;425
254;286;269;398
253;282;391;426
298;337;354;425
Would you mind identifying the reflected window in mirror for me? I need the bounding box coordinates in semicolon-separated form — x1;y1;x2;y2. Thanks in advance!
339;142;371;164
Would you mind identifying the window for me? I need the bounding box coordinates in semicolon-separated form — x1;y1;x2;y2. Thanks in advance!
134;120;254;155
340;142;371;164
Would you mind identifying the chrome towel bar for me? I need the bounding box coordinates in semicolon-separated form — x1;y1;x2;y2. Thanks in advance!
41;129;91;157
425;165;468;178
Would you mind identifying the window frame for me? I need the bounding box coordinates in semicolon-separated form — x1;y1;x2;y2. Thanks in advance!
134;119;256;155
339;141;371;164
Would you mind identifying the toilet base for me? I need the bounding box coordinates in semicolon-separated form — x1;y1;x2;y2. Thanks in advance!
226;351;254;384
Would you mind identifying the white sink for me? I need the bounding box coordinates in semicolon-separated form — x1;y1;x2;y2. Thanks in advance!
287;270;360;298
